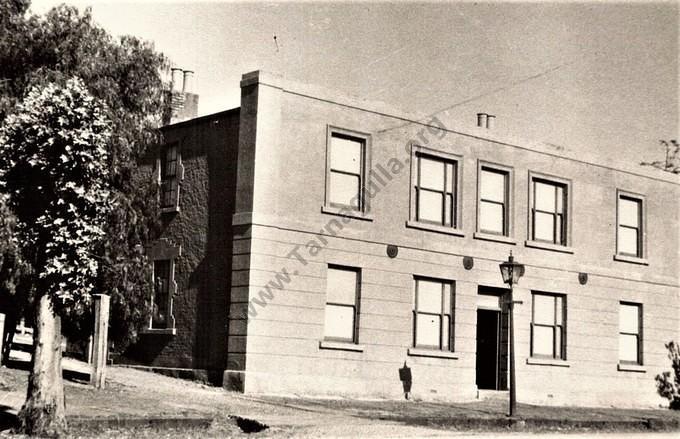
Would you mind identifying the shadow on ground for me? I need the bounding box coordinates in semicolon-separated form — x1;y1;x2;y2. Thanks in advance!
0;405;19;432
5;358;89;384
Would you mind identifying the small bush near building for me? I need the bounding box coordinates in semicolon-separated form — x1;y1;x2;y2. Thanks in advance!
656;341;680;410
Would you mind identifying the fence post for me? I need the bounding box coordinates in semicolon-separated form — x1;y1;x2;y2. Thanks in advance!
90;294;110;389
87;335;93;364
0;313;5;365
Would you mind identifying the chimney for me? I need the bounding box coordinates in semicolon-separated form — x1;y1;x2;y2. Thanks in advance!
486;114;495;130
164;68;199;125
183;70;194;93
170;68;183;92
477;113;487;128
477;112;495;130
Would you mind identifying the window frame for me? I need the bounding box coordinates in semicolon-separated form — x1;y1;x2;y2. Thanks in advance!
152;259;173;329
476;161;514;238
323;265;361;344
407;144;464;236
526;171;573;252
143;239;180;335
530;292;567;360
412;276;455;352
619;301;643;366
157;142;184;213
615;190;646;261
324;126;372;216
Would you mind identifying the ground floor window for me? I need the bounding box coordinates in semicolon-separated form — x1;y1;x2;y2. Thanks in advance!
146;239;180;333
152;260;171;328
324;265;361;343
531;292;566;359
413;277;454;351
619;302;642;365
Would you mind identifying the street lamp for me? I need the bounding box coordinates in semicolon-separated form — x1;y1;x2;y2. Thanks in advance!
499;251;525;418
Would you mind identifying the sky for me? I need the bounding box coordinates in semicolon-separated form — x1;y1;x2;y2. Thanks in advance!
30;0;679;168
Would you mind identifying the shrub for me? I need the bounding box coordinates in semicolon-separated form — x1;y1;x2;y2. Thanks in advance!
656;341;680;410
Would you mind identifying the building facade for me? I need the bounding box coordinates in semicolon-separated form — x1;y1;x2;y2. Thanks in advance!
132;70;680;408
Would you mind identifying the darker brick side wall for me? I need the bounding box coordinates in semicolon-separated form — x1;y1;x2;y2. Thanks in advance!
126;110;240;382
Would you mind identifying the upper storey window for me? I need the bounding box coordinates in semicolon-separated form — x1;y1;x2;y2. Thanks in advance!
407;145;464;236
526;172;573;253
324;127;371;219
478;165;512;236
532;179;567;245
525;171;576;254
159;143;182;211
329;134;364;209
416;154;457;226
617;192;644;259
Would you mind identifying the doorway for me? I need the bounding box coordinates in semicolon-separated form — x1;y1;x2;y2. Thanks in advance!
476;309;500;390
476;287;509;391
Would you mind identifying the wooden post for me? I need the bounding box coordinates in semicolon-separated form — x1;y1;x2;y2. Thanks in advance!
87;335;93;364
0;313;5;365
90;294;110;389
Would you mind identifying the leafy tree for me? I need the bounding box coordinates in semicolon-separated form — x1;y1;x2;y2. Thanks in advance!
0;3;168;353
0;3;169;435
0;77;112;435
656;341;680;410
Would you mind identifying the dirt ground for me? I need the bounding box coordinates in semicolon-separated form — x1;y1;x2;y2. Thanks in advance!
0;364;455;438
1;362;680;438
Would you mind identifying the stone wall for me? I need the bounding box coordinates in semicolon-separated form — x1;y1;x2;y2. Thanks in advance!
227;71;680;407
127;109;240;383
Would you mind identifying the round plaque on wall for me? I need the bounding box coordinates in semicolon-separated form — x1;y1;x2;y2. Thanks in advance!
386;245;399;259
578;272;588;285
463;256;474;270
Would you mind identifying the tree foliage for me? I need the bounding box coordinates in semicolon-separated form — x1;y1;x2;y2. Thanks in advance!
656;341;680;410
0;194;29;298
0;76;113;437
641;140;680;175
0;78;111;308
0;2;169;350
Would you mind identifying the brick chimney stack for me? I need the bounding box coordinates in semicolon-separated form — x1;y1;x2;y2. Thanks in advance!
164;68;199;125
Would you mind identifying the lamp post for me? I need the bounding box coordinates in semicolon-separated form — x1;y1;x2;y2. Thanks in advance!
499;251;525;418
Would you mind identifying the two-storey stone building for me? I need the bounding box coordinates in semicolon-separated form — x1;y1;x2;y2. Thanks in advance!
130;70;680;408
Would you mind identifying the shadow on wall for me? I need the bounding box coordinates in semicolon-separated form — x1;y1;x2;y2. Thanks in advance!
124;333;174;365
399;361;412;400
191;110;240;386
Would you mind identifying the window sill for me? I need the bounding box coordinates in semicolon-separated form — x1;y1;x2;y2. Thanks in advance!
160;206;180;215
525;240;574;254
618;363;646;373
405;220;465;237
407;348;459;359
526;357;570;367
613;254;649;266
474;232;516;245
140;327;176;336
319;340;365;352
321;206;374;222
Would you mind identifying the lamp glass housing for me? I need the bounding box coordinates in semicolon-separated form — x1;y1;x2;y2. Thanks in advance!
499;255;525;286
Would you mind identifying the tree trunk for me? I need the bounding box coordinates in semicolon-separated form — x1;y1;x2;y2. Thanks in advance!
19;294;66;436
